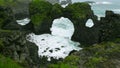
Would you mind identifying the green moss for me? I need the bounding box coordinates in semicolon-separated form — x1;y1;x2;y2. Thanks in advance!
65;3;92;19
86;57;107;68
48;55;79;68
84;40;120;68
0;55;23;68
50;3;63;18
0;0;17;7
29;0;52;26
0;29;12;33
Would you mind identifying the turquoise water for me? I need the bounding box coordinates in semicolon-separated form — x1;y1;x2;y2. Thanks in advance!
72;0;120;19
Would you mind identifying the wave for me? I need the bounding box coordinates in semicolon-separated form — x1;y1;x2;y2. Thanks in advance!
112;9;120;14
92;1;113;5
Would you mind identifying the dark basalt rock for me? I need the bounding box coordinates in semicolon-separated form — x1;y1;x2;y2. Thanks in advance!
99;10;120;42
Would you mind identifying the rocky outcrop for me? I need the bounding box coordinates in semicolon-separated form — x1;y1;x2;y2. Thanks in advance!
99;11;120;42
0;30;39;68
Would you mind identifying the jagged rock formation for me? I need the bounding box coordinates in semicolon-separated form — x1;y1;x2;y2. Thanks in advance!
99;11;120;42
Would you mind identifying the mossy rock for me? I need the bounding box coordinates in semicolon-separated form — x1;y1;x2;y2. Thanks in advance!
29;0;52;26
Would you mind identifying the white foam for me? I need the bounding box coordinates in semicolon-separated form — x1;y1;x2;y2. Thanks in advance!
95;1;112;5
27;17;82;61
112;9;120;14
27;33;81;61
50;17;74;39
61;4;69;8
16;18;30;26
85;19;94;28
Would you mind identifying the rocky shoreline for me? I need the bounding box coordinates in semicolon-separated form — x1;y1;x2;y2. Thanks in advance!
0;0;120;68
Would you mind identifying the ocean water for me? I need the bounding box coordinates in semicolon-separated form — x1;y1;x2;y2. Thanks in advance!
72;0;120;19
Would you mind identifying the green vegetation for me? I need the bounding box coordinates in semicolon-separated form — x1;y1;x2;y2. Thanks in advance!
48;55;79;68
50;3;63;18
29;1;91;26
48;39;120;68
0;40;4;50
29;0;52;26
0;0;17;7
84;41;120;68
0;55;22;68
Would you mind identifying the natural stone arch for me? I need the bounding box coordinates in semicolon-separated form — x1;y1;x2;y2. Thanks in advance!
30;2;99;46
